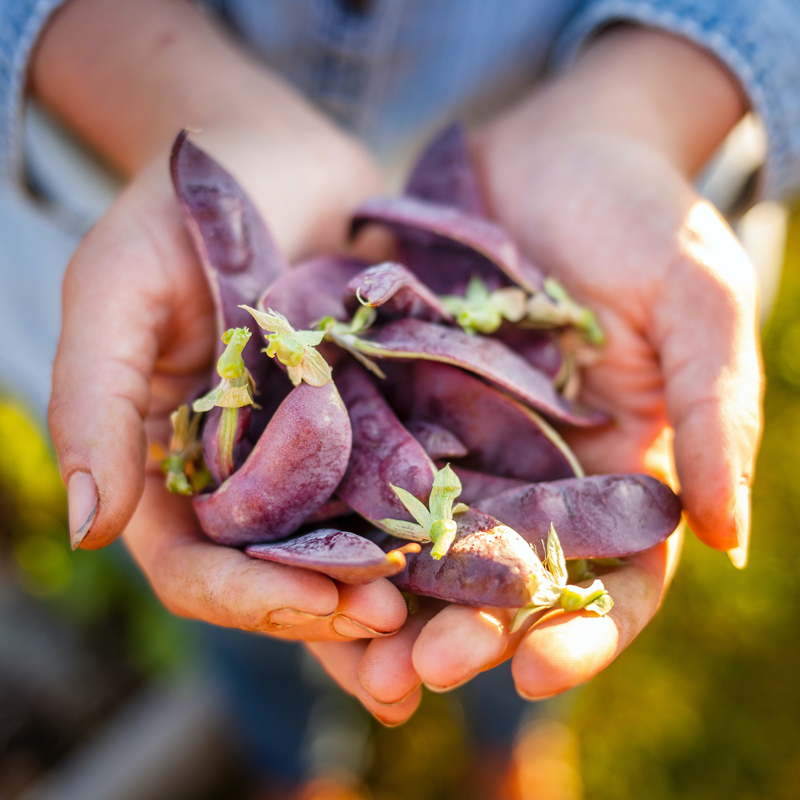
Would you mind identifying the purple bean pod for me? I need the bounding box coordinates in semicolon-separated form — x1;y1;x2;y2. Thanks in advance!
475;474;682;559
344;261;454;323
405;123;488;217
405;418;468;460
351;195;543;293
371;509;540;607
359;318;607;427
335;363;437;526
409;361;581;481
246;529;420;584
193;382;352;546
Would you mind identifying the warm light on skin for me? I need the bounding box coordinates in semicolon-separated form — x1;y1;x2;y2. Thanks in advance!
678;200;757;294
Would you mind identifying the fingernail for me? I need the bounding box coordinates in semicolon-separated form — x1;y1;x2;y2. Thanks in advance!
372;712;403;728
517;688;560;702
332;615;397;639
68;472;98;550
423;672;478;694
372;685;421;707
727;482;751;570
267;608;333;626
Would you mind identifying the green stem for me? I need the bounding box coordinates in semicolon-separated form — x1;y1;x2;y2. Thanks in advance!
217;406;239;482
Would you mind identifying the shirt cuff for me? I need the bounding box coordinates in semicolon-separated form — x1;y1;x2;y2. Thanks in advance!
553;0;800;201
0;0;69;185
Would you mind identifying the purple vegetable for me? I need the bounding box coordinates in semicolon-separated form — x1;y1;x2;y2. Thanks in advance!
303;496;353;524
193;382;352;546
361;318;607;427
405;123;487;217
259;255;366;331
246;529;420;584
344;262;454;323
494;328;564;381
447;466;527;505
410;362;580;481
475;474;682;559
373;509;539;607
406;419;468;460
171;132;292;435
351;195;543;293
170;131;288;356
335;363;437;525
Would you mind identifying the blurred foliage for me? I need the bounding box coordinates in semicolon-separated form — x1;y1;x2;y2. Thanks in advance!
0;401;194;676
367;691;468;800
571;206;800;800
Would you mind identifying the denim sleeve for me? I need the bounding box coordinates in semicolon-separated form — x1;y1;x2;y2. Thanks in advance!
553;0;800;201
0;0;68;185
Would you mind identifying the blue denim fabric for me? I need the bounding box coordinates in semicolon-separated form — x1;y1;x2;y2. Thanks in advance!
0;0;66;184
202;0;582;160
5;1;800;197
554;0;800;200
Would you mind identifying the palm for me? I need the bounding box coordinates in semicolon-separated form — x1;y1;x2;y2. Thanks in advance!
483;133;712;479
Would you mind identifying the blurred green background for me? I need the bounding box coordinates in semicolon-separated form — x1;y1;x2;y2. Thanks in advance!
2;209;799;799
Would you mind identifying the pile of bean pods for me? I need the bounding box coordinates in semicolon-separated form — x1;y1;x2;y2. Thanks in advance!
160;126;681;628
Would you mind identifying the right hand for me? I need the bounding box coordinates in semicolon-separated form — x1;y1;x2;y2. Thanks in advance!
47;128;421;723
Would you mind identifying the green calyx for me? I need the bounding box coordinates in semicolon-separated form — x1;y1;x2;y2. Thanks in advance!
378;463;469;559
217;327;251;378
240;306;332;387
317;306;387;378
193;328;256;412
443;276;527;335
525;278;605;346
158;404;212;496
510;524;614;632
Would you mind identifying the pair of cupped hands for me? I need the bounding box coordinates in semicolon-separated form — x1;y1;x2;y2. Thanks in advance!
48;31;761;725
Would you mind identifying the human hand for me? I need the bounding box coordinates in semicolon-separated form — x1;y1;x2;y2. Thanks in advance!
313;27;761;720
41;0;417;678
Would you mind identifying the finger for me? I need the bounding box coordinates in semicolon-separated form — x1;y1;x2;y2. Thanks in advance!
49;176;212;551
511;535;680;700
260;579;408;643
124;476;340;632
358;602;441;705
411;604;517;692
307;640;423;727
330;581;408;639
651;201;761;561
126;476;407;640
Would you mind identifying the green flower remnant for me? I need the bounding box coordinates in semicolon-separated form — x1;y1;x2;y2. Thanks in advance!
442;275;527;335
317;305;387;378
526;278;605;346
155;404;211;496
511;524;613;632
241;306;333;387
379;464;469;559
192;327;256;411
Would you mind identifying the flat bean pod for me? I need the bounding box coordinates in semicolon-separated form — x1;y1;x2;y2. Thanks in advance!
335;363;437;526
373;509;539;608
344;261;454;323
410;361;581;480
363;319;607;427
194;382;352;546
351;195;543;293
404;123;487;217
246;529;419;584
475;474;682;559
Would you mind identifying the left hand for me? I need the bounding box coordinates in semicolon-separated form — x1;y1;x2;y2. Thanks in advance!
311;27;762;721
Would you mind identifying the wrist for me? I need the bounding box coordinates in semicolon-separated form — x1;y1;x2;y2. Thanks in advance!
32;0;383;258
477;25;745;180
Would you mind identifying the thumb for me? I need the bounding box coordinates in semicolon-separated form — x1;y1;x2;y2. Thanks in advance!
653;202;762;566
49;184;202;550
